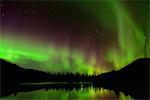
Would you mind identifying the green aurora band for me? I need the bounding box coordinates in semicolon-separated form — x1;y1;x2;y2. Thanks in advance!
106;1;147;69
0;36;97;74
0;1;149;74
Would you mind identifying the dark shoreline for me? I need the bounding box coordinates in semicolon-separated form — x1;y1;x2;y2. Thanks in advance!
0;58;149;99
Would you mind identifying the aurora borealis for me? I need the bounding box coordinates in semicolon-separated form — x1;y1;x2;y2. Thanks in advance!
0;0;149;74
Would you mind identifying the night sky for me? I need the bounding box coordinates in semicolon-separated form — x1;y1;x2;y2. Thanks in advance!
0;0;149;74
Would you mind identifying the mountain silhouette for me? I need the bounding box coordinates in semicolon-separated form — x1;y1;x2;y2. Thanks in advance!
0;59;55;97
0;58;149;99
95;58;149;99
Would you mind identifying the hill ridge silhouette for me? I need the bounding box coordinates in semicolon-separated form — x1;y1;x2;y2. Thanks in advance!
0;58;149;99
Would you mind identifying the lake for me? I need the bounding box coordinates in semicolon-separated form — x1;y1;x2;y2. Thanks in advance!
1;84;133;100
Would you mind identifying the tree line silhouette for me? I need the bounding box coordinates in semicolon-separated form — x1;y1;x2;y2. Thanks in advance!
0;58;149;99
45;72;100;82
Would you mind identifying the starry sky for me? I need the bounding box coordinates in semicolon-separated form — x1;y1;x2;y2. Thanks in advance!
0;0;149;74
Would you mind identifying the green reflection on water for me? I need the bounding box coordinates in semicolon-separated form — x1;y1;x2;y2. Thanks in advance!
1;87;133;100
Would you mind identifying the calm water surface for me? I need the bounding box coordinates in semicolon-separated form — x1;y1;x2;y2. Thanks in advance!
1;85;133;100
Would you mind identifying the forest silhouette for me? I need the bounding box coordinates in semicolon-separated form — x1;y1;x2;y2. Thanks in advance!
0;58;149;99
